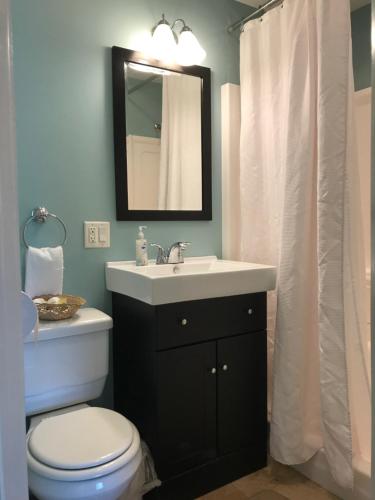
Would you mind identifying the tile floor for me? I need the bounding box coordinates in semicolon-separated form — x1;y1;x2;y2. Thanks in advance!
196;460;340;500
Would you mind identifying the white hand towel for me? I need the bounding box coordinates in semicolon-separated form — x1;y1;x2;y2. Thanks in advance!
25;246;64;298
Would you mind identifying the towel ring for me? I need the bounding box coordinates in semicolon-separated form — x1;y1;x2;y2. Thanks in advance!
23;207;67;248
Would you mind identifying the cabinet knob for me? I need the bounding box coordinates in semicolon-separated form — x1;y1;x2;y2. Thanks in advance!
248;308;253;315
211;368;217;374
181;318;188;326
222;364;228;371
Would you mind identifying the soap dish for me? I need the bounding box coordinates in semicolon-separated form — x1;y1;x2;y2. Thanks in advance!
33;294;86;321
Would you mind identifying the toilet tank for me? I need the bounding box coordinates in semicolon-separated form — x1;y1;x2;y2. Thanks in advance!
24;308;113;416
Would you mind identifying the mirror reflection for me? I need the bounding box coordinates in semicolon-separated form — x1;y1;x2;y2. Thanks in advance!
125;62;202;211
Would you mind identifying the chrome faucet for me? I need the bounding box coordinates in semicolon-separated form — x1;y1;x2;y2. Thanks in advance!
167;242;191;264
150;242;191;264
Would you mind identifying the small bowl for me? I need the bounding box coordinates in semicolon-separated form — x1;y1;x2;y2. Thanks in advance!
33;294;86;321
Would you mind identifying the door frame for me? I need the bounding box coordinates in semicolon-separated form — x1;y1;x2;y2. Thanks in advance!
371;1;375;498
0;0;28;497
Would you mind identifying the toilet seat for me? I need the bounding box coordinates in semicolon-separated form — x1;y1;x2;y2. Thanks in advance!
29;407;134;470
27;407;141;481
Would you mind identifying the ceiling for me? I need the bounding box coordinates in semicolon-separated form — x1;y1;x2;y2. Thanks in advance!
235;0;370;11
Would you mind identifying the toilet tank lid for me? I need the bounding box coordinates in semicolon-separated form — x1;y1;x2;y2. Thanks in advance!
24;308;113;343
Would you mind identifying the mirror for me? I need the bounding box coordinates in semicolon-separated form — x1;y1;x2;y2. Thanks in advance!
112;47;212;221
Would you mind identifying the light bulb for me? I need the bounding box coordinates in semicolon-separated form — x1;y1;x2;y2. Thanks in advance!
151;22;177;64
176;28;206;66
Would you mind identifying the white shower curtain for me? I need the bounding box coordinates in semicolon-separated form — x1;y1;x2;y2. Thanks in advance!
239;0;367;489
158;73;202;210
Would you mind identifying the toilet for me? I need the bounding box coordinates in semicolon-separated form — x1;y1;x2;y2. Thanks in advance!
24;308;142;500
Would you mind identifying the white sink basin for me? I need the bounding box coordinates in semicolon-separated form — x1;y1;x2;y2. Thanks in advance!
106;256;276;305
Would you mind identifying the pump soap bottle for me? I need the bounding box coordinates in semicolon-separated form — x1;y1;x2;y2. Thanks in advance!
136;226;148;266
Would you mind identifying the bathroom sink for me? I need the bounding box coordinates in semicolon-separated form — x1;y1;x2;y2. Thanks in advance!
106;256;276;305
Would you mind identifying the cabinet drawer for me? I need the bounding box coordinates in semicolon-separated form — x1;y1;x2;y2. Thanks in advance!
156;293;266;350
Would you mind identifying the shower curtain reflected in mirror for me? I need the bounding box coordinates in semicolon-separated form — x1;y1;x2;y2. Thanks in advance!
158;73;202;210
238;0;369;489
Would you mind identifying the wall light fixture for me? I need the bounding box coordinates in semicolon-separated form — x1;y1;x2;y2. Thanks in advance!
150;14;206;66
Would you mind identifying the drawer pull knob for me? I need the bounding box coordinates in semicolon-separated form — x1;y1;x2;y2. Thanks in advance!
181;318;188;326
211;368;217;374
222;364;228;371
248;308;253;315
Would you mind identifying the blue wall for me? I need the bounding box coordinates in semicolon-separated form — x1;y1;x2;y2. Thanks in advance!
12;0;251;406
12;0;251;311
351;4;371;90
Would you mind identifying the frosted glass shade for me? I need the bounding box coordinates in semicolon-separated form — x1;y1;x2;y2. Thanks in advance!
151;23;177;63
177;29;206;66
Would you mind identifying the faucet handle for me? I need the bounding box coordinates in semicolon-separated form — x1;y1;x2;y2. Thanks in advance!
150;243;166;265
179;242;191;249
167;241;191;264
179;242;191;262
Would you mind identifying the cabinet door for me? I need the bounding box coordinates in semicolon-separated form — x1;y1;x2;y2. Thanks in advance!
217;331;267;455
156;342;217;478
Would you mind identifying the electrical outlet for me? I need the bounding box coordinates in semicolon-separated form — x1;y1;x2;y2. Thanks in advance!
88;226;97;244
84;222;110;248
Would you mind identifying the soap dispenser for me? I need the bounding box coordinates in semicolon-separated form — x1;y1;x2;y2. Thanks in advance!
136;226;148;266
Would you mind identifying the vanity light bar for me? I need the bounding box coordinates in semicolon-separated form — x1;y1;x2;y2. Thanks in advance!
150;14;206;66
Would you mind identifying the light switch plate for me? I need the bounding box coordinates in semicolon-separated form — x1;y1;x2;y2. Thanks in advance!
84;221;110;248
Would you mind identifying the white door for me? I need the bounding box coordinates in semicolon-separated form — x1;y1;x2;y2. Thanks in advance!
0;0;28;498
126;135;161;210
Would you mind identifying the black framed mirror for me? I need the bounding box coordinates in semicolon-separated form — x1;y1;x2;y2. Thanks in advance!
112;46;212;221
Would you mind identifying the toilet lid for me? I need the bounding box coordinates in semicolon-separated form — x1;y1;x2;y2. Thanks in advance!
28;407;134;470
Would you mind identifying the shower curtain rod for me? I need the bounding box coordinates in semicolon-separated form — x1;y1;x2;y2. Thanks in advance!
227;0;283;32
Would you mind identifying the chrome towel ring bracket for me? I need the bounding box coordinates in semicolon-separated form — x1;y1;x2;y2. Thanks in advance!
23;207;67;248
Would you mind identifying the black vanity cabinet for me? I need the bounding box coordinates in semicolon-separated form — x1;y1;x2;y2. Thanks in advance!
112;292;267;500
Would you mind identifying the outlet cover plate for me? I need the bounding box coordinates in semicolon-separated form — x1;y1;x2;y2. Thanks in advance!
84;221;110;248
